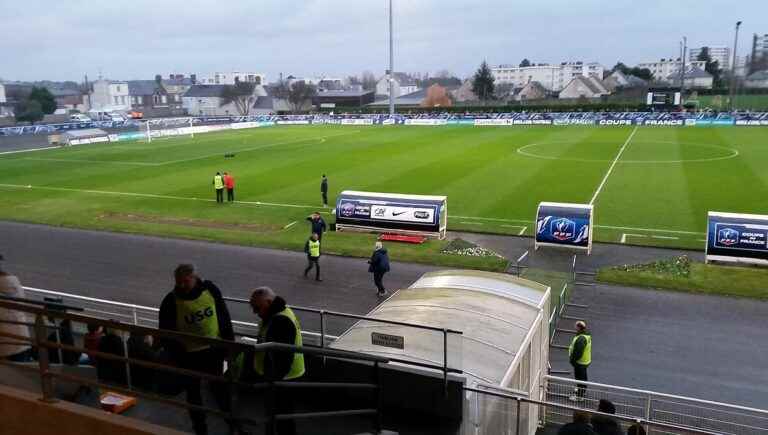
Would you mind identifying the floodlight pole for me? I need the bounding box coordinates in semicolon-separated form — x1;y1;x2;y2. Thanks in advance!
388;0;395;117
679;37;687;110
730;21;742;112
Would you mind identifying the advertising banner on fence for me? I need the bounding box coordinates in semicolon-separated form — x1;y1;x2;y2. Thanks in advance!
404;119;448;126
335;191;447;239
535;202;593;254
341;119;374;125
554;119;597;126
705;211;768;266
276;120;311;125
735;119;768;126
597;119;634;126
474;119;553;126
643;119;685;126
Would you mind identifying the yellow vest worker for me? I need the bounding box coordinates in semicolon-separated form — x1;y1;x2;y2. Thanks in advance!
213;173;225;203
253;305;305;380
568;321;591;400
304;235;322;281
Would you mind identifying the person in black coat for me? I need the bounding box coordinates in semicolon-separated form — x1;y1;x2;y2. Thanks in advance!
368;242;391;297
320;174;329;207
306;212;327;240
592;400;621;435
559;411;597;435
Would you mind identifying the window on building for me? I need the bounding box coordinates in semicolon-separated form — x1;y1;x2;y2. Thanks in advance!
121;96;126;104
114;96;119;104
116;85;121;92
153;95;160;104
161;95;167;104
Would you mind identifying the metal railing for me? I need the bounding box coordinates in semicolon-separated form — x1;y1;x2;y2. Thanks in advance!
545;375;768;435
223;296;464;391
0;296;391;434
464;385;722;435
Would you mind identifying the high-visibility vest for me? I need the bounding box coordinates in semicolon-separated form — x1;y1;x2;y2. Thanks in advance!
175;289;220;352
253;307;305;380
213;175;224;189
569;333;592;366
308;239;320;257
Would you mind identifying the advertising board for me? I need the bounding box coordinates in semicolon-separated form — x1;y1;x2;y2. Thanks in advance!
535;202;593;254
706;211;768;266
335;191;447;239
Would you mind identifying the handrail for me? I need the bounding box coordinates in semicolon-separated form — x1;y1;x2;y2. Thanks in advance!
0;297;391;433
23;286;155;312
0;293;84;311
223;296;463;334
464;386;721;435
545;375;768;417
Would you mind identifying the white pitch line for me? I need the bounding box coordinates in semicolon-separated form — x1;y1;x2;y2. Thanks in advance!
620;233;646;244
589;126;638;205
283;221;297;230
651;235;679;240
451;215;530;224
516;250;529;263
596;224;704;235
22;157;158;166
0;146;60;156
460;221;484;225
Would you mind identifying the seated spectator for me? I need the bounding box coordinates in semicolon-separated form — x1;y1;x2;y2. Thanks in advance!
592;399;621;435
81;323;104;365
627;423;646;435
558;410;596;435
127;332;157;390
0;257;33;362
96;329;127;386
46;318;81;365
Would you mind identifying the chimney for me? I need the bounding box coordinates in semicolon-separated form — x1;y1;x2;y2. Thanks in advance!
155;74;162;83
191;74;197;84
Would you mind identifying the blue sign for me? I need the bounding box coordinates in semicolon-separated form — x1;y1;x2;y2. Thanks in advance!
335;191;447;237
706;212;768;265
535;203;593;252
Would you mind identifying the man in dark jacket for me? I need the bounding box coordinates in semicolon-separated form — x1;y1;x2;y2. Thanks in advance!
558;411;597;435
306;212;327;240
368;241;391;297
158;264;235;435
245;287;305;435
569;320;592;401
591;399;621;435
320;174;328;207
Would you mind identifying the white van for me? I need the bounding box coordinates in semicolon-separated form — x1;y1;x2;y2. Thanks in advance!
70;114;92;122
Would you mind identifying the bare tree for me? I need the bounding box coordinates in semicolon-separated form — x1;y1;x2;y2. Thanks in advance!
220;81;256;115
361;71;377;91
273;80;317;113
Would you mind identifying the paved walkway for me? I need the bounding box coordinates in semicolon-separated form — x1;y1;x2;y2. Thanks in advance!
2;221;767;408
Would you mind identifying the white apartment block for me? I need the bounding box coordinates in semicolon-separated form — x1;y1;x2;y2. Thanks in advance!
689;46;731;69
199;72;266;85
636;59;706;81
752;33;768;61
491;62;604;92
90;79;130;111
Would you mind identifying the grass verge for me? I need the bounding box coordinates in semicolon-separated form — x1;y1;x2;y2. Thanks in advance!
596;256;768;300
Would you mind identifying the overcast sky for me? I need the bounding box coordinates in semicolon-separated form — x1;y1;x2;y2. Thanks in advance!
1;0;764;83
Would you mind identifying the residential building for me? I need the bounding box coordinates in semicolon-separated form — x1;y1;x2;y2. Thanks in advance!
286;76;346;90
0;83;11;117
127;79;175;117
637;59;706;82
199;72;265;85
161;74;196;108
48;87;88;113
744;70;768;89
0;83;5;104
375;72;419;98
491;62;604;92
313;89;375;108
90;79;130;112
735;55;750;78
603;70;648;92
689;46;731;69
558;75;610;99
511;81;548;102
665;66;714;89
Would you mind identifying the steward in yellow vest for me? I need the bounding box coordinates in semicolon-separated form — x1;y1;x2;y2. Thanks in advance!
158;264;235;434
568;321;592;400
303;233;322;281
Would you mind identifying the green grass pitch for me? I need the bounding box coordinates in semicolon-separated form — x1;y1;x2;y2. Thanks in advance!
1;124;766;268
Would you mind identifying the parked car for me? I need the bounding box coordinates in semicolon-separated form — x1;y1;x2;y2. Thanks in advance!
69;114;92;122
128;111;144;119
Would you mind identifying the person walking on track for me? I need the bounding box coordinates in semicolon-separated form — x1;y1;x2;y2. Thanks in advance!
223;172;235;202
321;174;329;207
368;241;391;297
569;320;592;401
306;212;327;241
303;233;322;282
212;172;224;203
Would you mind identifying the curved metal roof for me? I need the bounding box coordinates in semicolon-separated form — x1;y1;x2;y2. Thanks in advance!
331;270;550;386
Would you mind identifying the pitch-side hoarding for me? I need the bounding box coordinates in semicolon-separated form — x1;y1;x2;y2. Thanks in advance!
706;211;768;266
334;191;447;239
535;202;594;254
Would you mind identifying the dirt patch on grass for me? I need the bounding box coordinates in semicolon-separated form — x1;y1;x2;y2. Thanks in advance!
101;212;283;233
